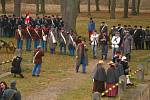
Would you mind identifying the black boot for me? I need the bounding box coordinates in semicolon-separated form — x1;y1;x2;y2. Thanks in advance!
19;73;24;78
101;55;103;60
105;55;107;60
76;66;79;73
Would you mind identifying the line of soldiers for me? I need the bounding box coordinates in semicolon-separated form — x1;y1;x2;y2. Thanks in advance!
15;24;78;56
109;24;150;50
88;19;150;51
0;14;64;37
99;22;150;50
89;20;150;62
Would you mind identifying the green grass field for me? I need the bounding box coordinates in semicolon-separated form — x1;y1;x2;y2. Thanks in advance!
0;11;150;99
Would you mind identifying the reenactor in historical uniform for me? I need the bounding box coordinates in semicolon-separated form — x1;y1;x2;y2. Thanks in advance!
145;26;150;50
99;22;108;35
99;32;109;60
32;45;44;77
16;17;24;27
40;15;48;26
15;25;25;49
48;27;57;54
6;15;12;37
88;17;95;41
116;24;124;37
76;38;88;73
67;29;76;56
50;15;56;28
122;25;128;36
32;25;42;49
133;25;139;50
54;15;60;29
58;28;67;54
47;16;51;26
24;24;33;51
58;17;64;30
2;15;9;37
10;14;17;37
41;25;48;52
127;25;134;36
137;26;145;50
109;26;117;37
34;14;41;26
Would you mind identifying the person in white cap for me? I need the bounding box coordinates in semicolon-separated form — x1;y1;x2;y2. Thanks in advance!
32;45;44;77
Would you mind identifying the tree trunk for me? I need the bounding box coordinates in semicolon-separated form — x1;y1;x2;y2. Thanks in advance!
1;0;6;14
14;0;21;17
95;0;100;11
41;0;45;14
88;0;91;16
137;0;141;15
36;0;40;14
77;0;80;13
62;0;79;32
124;0;129;18
110;0;116;19
131;0;137;15
108;0;111;13
60;0;65;16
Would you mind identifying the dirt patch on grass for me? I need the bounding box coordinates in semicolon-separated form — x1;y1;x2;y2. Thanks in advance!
22;59;99;100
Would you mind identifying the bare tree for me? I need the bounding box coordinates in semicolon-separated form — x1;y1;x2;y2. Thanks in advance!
124;0;129;18
77;0;80;13
88;0;91;15
60;0;65;20
1;0;6;14
14;0;22;17
110;0;116;19
61;0;79;32
131;0;137;15
137;0;141;15
41;0;45;14
108;0;111;13
36;0;40;14
95;0;100;11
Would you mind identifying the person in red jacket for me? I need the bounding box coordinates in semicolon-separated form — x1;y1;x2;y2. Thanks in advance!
32;45;44;77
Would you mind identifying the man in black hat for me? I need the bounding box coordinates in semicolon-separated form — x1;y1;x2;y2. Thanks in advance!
99;22;108;35
10;14;17;37
137;26;145;50
145;26;150;50
133;25;139;50
109;25;117;37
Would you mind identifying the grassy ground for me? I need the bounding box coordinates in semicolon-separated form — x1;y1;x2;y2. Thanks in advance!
0;11;150;100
